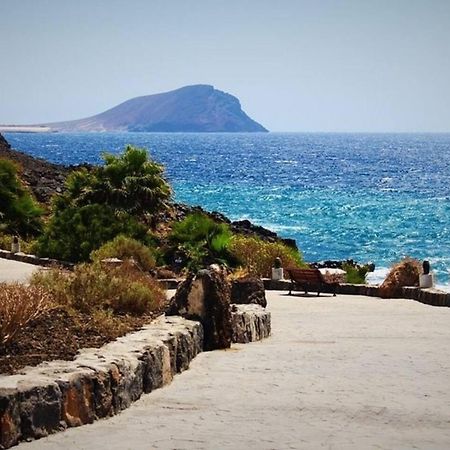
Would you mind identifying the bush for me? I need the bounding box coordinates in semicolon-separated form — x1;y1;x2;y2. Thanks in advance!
91;235;156;271
379;257;421;298
0;283;51;346
36;204;146;263
31;261;166;316
169;213;233;269
229;235;304;277
342;263;370;284
0;158;43;237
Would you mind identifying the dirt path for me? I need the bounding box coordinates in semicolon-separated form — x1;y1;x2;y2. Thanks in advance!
21;292;450;449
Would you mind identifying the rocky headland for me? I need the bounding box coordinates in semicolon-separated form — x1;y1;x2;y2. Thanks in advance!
17;85;268;133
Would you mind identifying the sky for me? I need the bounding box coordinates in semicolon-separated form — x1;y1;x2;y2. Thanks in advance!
0;0;449;132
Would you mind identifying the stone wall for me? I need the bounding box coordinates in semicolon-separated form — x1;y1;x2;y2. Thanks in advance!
0;249;74;269
231;304;271;343
0;307;271;448
0;316;203;448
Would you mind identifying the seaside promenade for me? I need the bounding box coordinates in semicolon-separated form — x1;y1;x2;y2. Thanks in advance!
0;258;40;283
19;291;450;450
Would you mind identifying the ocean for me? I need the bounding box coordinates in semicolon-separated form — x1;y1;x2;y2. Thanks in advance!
5;132;450;285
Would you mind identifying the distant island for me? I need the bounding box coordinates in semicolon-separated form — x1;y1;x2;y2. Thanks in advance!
0;85;268;133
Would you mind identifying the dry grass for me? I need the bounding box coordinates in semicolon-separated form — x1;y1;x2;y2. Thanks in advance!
0;283;52;346
31;260;166;316
229;235;304;277
379;257;421;298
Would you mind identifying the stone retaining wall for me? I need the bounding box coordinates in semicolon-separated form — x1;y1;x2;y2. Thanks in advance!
0;306;271;449
0;316;202;449
231;304;271;343
0;249;73;269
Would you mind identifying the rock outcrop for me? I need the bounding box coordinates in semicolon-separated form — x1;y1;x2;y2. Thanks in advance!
168;267;232;351
231;277;267;307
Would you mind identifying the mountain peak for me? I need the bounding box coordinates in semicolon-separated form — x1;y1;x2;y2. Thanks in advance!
45;85;267;133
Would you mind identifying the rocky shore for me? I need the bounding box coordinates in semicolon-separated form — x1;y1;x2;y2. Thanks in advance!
0;133;297;248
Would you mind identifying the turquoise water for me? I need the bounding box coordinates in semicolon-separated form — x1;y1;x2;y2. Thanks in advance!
5;132;450;283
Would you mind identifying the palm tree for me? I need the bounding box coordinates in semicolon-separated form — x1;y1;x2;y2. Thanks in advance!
65;145;172;218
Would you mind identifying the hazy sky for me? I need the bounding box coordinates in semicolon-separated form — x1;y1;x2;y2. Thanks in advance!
1;0;449;131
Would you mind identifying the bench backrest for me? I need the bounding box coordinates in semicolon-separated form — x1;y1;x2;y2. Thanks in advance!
287;268;323;283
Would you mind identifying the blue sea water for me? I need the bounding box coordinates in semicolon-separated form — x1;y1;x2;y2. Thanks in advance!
5;132;450;284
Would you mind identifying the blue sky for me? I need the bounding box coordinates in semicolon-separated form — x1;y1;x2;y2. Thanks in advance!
1;0;449;131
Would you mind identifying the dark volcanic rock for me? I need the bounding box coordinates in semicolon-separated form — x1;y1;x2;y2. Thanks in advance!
44;85;268;133
0;133;90;203
231;277;267;308
168;267;232;351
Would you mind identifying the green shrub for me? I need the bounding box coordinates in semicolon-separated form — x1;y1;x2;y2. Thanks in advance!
36;204;145;263
229;235;304;277
169;213;233;269
91;235;156;271
342;263;369;284
0;158;43;237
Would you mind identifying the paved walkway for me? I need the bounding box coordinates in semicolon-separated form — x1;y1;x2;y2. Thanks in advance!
0;257;41;283
22;292;450;450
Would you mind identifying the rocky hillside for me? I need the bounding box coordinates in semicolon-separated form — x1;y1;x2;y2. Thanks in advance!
0;133;73;203
44;85;268;133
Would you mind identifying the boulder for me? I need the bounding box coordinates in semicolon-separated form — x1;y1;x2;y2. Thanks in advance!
231;277;267;308
168;267;232;351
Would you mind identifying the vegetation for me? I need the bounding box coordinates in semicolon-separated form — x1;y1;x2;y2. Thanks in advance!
34;145;171;263
229;235;304;277
169;213;234;270
31;261;166;316
379;257;421;298
0;233;36;253
36;203;145;262
0;158;43;237
0;283;51;346
342;262;370;284
57;145;171;218
91;235;156;271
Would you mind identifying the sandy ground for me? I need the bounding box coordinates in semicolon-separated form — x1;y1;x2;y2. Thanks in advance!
18;291;450;450
0;258;41;283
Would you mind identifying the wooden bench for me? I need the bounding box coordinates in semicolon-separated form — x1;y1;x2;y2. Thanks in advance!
286;268;337;296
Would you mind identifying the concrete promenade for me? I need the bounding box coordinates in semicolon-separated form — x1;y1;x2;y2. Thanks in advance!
20;291;450;450
0;257;41;283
